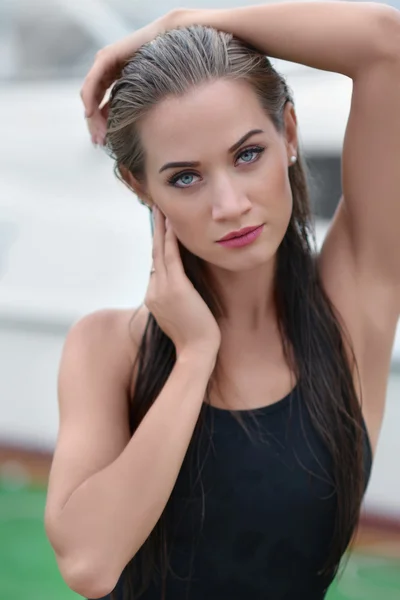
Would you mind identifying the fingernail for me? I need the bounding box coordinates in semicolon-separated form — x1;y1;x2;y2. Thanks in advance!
165;217;170;228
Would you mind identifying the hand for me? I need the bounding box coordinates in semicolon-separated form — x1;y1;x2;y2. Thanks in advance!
145;206;221;359
80;12;178;146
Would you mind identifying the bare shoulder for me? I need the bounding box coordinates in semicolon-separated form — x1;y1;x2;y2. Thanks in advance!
59;305;152;418
45;305;150;528
65;305;150;381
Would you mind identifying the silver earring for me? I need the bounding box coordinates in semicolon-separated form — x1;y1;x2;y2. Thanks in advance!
290;155;297;164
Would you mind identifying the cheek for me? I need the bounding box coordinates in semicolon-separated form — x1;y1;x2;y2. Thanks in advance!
176;224;208;260
173;219;197;244
165;206;206;252
149;187;206;254
261;159;293;220
150;193;195;233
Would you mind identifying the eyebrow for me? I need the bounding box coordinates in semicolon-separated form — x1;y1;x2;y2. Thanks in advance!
158;129;264;174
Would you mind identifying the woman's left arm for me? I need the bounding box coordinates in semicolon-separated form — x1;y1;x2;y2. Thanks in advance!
178;1;398;76
177;1;400;297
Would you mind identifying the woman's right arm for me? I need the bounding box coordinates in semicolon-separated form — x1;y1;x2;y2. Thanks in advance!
45;307;216;599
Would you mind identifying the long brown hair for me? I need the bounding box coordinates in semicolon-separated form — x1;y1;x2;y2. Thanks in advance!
105;25;366;599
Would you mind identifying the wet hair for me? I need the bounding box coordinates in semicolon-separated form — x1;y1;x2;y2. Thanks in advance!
105;24;366;599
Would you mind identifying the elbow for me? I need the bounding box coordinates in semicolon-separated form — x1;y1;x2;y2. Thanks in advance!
58;556;118;599
372;3;400;62
44;511;124;597
45;512;118;597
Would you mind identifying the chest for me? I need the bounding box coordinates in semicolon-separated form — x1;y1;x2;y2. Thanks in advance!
167;396;338;570
209;340;296;412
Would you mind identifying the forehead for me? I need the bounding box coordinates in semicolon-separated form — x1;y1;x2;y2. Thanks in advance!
139;79;276;168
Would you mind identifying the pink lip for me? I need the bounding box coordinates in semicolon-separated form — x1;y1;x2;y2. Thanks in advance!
218;225;263;242
216;224;264;248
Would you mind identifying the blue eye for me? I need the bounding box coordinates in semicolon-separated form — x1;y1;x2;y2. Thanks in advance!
168;172;200;188
236;146;265;164
179;173;197;186
167;145;265;188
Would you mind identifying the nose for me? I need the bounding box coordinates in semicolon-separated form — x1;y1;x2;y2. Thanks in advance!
211;175;252;222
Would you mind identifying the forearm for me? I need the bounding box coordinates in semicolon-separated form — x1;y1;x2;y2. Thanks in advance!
175;2;399;78
50;351;215;598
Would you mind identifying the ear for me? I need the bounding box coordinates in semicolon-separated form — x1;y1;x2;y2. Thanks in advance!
118;164;153;208
283;102;298;163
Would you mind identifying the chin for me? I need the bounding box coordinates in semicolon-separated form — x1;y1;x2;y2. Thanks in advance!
207;242;279;273
226;254;276;273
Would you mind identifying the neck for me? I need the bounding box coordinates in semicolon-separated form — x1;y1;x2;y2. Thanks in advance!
208;258;277;332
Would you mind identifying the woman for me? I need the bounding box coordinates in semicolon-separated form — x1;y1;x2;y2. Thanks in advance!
45;3;400;600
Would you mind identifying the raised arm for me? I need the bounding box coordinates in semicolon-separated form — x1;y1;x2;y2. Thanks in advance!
176;2;400;294
82;1;400;290
177;1;397;76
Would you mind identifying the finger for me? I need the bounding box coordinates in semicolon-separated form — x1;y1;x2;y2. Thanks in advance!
80;50;116;117
85;113;104;145
164;220;185;278
83;79;113;144
81;76;106;121
86;113;107;146
152;207;167;278
85;95;110;144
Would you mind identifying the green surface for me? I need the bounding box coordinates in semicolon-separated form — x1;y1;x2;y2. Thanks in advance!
0;484;81;600
1;483;399;600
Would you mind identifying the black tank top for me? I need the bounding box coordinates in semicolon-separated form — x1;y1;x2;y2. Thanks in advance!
102;384;373;600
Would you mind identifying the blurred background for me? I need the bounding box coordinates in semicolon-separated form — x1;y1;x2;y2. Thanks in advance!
0;0;399;598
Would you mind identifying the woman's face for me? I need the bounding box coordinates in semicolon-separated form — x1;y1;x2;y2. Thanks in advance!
137;78;297;273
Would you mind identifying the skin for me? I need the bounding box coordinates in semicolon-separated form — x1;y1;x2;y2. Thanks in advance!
44;9;400;595
140;80;294;281
123;78;299;413
80;3;400;458
121;73;399;457
125;80;297;407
